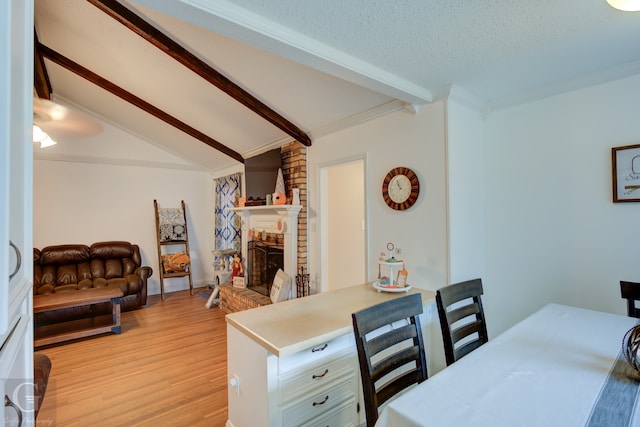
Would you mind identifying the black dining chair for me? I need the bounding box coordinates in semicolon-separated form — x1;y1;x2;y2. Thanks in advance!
620;281;640;318
436;278;489;366
352;293;428;427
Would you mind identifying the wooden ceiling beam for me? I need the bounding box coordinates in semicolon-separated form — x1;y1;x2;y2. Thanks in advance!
34;30;52;100
87;0;312;147
37;42;245;163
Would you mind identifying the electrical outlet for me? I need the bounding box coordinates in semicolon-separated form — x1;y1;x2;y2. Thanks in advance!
229;374;240;396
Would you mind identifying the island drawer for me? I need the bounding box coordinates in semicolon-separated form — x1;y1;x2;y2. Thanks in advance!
281;375;357;427
279;349;356;403
300;397;358;427
278;333;355;375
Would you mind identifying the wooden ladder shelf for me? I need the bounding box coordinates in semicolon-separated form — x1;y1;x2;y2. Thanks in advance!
154;200;193;300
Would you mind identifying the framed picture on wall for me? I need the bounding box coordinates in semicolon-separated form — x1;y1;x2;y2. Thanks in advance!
612;144;640;203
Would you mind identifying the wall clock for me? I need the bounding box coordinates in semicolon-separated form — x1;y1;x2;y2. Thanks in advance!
382;167;420;210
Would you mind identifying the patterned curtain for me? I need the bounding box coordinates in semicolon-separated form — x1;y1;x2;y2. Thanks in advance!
215;173;242;252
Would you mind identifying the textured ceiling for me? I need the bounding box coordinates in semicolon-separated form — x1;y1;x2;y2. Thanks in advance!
151;0;640;106
34;0;640;172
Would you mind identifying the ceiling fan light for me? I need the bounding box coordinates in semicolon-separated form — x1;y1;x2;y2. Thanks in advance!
39;135;57;148
606;0;640;11
32;125;47;143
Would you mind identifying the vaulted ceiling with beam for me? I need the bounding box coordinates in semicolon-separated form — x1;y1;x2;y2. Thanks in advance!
34;0;392;171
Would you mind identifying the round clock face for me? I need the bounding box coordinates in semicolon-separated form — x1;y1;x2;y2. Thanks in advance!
388;175;411;203
382;167;420;210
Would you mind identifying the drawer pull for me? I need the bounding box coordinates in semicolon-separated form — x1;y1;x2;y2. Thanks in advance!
312;395;329;406
311;343;328;353
5;395;23;427
9;240;21;281
312;369;329;379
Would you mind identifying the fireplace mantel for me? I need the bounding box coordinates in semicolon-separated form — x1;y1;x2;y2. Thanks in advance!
231;205;301;298
230;204;302;216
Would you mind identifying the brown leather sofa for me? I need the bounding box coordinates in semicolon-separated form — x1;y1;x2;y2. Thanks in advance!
33;241;152;326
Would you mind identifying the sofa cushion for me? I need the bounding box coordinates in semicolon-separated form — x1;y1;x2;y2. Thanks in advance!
89;241;139;280
54;283;79;292
36;245;91;291
93;277;108;288
56;264;79;286
90;241;134;258
105;258;123;279
108;278;128;294
78;278;93;290
35;284;54;295
40;244;90;265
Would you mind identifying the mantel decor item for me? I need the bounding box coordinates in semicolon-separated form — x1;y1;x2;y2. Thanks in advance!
612;143;640;203
623;324;640;372
273;168;287;205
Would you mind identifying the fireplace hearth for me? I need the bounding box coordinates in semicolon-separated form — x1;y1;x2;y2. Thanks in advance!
247;240;284;296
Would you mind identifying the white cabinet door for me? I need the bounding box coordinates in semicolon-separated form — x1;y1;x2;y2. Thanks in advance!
1;0;35;425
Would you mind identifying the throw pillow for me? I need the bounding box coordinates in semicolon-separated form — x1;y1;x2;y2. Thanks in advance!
270;269;291;303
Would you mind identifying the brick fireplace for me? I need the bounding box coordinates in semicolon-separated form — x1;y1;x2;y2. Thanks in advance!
219;141;307;314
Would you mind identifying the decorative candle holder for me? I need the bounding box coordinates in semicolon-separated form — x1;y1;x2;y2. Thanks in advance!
623;324;640;372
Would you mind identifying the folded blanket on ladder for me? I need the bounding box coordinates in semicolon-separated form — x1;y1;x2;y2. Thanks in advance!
159;208;186;241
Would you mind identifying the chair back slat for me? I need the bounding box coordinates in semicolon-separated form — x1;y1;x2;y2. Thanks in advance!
371;344;422;382
377;368;424;404
450;319;485;343
368;323;418;355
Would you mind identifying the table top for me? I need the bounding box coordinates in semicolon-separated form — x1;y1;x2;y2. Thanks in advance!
225;283;435;357
376;303;640;427
33;286;124;312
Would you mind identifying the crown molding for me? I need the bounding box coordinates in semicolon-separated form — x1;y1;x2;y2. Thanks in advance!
34;152;210;172
310;100;407;139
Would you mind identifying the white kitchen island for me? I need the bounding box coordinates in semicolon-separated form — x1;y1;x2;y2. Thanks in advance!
225;283;436;427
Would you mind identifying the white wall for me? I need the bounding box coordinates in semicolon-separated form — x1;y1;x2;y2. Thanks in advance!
33;118;217;297
308;101;448;294
483;74;640;336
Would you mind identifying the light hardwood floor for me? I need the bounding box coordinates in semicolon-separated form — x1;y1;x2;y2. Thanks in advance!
36;289;229;426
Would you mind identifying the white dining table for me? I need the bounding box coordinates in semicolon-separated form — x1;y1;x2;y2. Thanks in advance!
376;303;640;427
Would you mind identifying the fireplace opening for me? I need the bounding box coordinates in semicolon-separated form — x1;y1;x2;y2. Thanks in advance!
247;240;284;296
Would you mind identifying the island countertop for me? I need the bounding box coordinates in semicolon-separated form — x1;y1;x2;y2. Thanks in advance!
225;283;436;357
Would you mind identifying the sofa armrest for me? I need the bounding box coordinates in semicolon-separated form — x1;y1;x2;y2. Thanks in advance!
135;266;152;306
136;266;153;281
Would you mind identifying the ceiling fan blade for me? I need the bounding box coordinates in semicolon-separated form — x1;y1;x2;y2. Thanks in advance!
33;98;103;138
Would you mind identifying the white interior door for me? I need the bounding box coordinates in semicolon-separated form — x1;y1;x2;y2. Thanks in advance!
320;158;367;291
1;0;35;424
